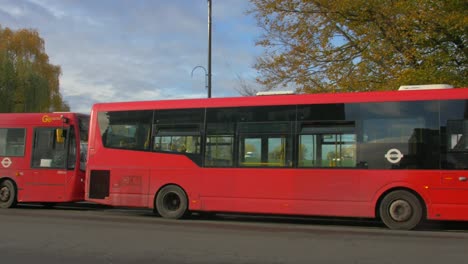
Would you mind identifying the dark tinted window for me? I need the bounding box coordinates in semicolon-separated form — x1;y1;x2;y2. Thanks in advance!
298;104;358;121
238;106;296;122
206;107;237;134
153;108;205;166
98;110;153;151
205;135;234;167
155;109;204;125
206;108;237;167
358;101;440;169
153;109;203;166
441;100;468;169
239;122;292;134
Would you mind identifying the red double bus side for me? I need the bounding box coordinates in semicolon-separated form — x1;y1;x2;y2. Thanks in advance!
0;113;88;204
85;88;468;224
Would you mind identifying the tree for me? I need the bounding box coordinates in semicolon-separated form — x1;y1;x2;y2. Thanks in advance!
249;0;467;93
0;26;69;112
0;49;16;112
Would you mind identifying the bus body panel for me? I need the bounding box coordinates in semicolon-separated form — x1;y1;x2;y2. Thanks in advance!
87;153;468;220
0;113;88;204
428;170;468;220
85;88;468;222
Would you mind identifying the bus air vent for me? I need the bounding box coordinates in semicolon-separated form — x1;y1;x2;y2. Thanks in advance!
256;91;295;96
398;84;453;90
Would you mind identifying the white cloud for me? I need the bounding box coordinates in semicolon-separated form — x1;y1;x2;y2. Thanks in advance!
0;4;25;17
3;0;262;113
27;0;66;18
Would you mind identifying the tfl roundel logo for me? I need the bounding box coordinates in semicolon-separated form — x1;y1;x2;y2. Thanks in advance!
1;157;12;168
385;149;404;164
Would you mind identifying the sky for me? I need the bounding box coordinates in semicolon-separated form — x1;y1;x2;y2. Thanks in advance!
0;0;263;113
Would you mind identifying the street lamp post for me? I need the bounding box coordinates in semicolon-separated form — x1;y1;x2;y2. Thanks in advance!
191;66;208;93
207;0;212;98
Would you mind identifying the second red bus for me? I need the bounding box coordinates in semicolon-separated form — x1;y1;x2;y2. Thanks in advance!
85;86;468;230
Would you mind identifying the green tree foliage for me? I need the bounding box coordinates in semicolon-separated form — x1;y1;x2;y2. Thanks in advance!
0;26;70;113
250;0;467;92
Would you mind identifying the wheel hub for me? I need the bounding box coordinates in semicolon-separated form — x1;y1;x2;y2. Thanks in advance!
0;186;10;202
163;192;181;211
389;199;412;222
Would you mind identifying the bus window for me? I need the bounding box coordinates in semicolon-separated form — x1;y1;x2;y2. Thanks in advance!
98;110;152;150
153;124;201;153
299;134;356;168
298;134;316;167
0;128;26;156
299;122;356;168
32;128;68;168
205;136;234;167
154;135;200;154
241;137;261;166
268;137;288;166
102;123;150;150
239;136;291;167
205;108;237;167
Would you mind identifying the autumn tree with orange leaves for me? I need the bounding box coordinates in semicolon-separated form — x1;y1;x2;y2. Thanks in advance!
0;26;69;112
249;0;467;93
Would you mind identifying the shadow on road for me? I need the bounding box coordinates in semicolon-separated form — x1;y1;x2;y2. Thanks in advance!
13;202;468;232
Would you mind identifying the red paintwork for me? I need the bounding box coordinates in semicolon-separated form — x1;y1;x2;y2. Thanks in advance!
86;88;468;221
0;113;86;203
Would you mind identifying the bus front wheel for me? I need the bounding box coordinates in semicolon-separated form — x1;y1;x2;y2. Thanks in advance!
379;190;424;230
0;180;17;209
155;185;188;219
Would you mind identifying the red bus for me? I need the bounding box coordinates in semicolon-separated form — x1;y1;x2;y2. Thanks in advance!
85;86;468;230
0;113;89;208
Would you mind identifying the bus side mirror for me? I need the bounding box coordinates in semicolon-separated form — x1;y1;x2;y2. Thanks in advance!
56;128;65;143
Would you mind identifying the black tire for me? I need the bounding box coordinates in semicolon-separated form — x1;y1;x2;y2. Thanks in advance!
379;190;424;230
0;180;17;209
155;185;188;219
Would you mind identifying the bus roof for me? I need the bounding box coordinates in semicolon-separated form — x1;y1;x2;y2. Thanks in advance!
91;87;468;112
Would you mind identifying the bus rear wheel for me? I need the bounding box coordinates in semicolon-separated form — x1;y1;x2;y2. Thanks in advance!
0;180;17;209
379;190;424;230
155;185;188;219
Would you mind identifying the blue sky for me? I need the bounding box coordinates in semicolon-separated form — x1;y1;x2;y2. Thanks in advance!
0;0;263;113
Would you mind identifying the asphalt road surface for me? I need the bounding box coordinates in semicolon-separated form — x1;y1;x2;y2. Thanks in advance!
0;203;467;264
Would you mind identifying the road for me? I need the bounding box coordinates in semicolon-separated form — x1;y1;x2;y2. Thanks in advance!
0;203;467;264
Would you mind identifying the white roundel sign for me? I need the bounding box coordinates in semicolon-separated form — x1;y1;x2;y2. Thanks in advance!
1;157;12;168
385;149;404;164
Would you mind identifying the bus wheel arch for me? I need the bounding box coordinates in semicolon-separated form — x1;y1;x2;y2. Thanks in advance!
154;184;189;219
376;188;426;230
0;178;18;209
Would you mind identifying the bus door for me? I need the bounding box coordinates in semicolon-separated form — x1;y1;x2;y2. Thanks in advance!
28;127;75;201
